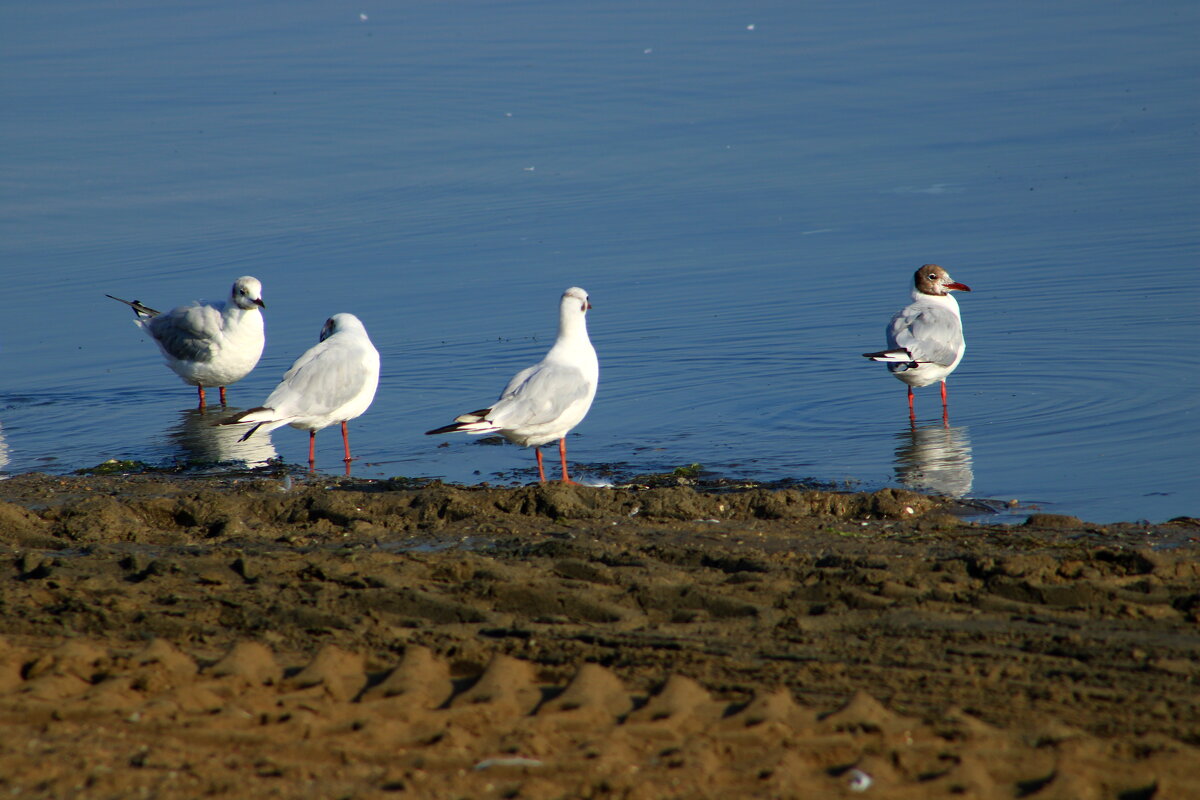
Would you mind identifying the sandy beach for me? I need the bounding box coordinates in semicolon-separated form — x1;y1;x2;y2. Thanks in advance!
1;472;1197;798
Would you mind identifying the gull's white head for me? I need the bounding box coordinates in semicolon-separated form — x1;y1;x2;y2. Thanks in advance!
319;313;366;341
562;286;592;313
913;265;970;297
231;276;266;310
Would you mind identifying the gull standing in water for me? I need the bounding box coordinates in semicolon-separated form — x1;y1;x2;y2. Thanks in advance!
224;313;380;472
107;276;266;409
426;287;598;483
863;265;971;421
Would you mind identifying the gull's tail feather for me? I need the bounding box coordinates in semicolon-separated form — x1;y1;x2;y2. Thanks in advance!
106;294;161;318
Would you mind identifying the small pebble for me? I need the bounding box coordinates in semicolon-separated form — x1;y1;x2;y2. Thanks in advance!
847;768;873;792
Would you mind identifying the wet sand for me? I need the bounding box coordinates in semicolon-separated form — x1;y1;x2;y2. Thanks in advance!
1;472;1198;798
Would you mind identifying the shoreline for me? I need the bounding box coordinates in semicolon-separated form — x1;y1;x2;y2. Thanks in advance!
1;473;1198;797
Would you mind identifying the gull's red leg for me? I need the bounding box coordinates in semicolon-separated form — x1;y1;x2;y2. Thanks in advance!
535;448;546;483
941;382;950;425
308;430;317;471
907;386;915;423
559;437;579;484
341;421;352;463
197;386;207;410
219;386;228;406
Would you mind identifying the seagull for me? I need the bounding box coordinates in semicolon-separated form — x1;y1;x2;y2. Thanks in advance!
107;276;266;409
426;287;598;484
223;313;380;471
863;264;971;421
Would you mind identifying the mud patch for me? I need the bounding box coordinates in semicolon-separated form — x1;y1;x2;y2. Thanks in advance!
0;473;1198;798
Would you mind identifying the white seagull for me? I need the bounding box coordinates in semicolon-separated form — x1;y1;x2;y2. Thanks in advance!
863;264;971;421
426;287;598;483
107;276;266;408
224;313;380;470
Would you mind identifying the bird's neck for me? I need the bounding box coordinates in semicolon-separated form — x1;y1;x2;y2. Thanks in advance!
556;312;589;344
224;302;257;319
222;304;264;333
913;289;961;316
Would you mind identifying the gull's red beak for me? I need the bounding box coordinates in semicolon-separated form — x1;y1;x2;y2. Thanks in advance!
586;301;593;310
254;298;266;308
945;282;970;292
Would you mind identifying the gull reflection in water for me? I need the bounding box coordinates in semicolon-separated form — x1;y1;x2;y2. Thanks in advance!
169;409;278;468
0;421;10;474
894;422;973;498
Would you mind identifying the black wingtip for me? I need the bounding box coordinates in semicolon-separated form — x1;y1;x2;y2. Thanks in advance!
106;294;137;314
425;423;462;436
427;407;492;435
863;348;913;361
218;406;272;427
107;294;160;317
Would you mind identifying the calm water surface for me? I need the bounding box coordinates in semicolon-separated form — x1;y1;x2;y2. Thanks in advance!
2;1;1197;523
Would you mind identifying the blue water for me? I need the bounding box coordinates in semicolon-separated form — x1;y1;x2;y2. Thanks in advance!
2;0;1197;523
